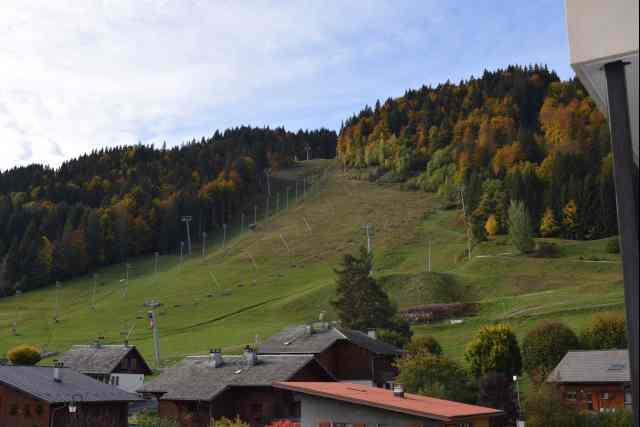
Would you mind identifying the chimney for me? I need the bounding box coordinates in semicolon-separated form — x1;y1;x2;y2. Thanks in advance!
243;346;258;366
95;336;103;348
123;340;129;347
393;384;404;398
367;329;377;340
305;324;313;336
208;348;223;368
53;361;63;383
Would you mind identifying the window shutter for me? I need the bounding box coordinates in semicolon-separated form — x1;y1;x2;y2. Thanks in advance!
318;422;331;427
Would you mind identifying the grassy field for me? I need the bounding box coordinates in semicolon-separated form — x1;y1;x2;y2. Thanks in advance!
0;159;625;369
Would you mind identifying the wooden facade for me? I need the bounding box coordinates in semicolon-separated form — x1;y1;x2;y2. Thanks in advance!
0;382;129;427
315;340;397;387
558;383;633;412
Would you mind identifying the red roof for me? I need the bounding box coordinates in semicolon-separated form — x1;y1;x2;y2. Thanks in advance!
273;382;503;421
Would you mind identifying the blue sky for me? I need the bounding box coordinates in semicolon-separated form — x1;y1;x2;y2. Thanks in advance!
0;1;573;170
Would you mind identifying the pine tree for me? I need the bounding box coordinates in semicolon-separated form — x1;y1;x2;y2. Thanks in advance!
331;246;395;331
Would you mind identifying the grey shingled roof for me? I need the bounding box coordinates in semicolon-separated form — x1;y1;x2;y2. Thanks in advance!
60;344;150;375
139;354;325;401
547;350;630;384
257;325;402;356
0;365;142;403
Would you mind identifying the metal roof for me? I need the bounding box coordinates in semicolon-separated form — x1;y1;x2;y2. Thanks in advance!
139;354;330;401
257;325;402;356
547;350;631;384
59;344;152;375
0;365;142;403
274;382;503;421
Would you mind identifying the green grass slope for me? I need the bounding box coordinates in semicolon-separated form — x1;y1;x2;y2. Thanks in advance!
0;160;624;366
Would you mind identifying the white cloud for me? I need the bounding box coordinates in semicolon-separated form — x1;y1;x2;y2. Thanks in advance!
0;0;424;170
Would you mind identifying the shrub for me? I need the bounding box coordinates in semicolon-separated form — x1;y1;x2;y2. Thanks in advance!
465;324;522;378
395;353;476;403
135;413;179;427
211;417;249;427
7;345;41;366
580;312;627;350
399;303;479;324
267;421;301;427
522;321;579;382
533;242;561;258
524;384;579;427
605;238;620;254
405;336;442;356
377;328;410;349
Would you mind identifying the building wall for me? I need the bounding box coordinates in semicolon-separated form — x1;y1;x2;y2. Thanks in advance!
316;341;398;386
0;382;50;427
51;402;129;427
558;383;630;412
0;383;129;427
110;373;145;393
112;349;151;375
299;393;492;427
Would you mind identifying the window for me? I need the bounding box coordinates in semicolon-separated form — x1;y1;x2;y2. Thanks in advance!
457;423;473;427
23;404;31;417
131;358;137;369
585;393;594;411
600;392;610;400
566;390;577;401
625;388;632;409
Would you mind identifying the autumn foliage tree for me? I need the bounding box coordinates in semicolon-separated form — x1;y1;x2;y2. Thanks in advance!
465;324;522;378
522;321;579;382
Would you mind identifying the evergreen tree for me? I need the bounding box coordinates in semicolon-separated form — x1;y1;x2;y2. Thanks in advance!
508;200;534;253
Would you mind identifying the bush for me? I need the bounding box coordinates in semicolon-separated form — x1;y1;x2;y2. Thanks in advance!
395;353;476;403
400;303;479;324
135;413;179;427
465;324;522;378
522;321;579;382
405;336;442;356
7;345;41;366
524;384;579;427
478;372;518;425
377;328;410;349
605;238;620;254
212;417;249;427
533;242;561;258
580;312;627;350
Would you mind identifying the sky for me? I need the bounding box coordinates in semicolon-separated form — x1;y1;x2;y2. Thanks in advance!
0;0;574;171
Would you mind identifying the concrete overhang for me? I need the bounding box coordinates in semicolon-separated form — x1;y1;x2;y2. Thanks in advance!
566;0;639;165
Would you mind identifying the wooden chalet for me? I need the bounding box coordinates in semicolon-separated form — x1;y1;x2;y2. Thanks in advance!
257;324;403;388
547;349;633;412
59;342;152;393
138;347;334;427
0;363;141;427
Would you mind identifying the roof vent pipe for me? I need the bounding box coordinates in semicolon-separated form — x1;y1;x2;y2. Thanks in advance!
393;384;404;398
209;348;223;368
53;361;63;383
243;346;258;367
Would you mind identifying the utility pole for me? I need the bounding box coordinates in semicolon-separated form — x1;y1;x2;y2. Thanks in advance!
295;181;299;201
458;186;472;262
148;310;160;369
276;192;280;213
181;216;193;255
265;196;270;220
222;224;227;250
304;143;312;161
254;204;257;225
202;232;207;257
12;290;21;335
241;213;245;233
286;187;290;210
303;177;307;198
362;224;374;254
154;252;159;275
180;241;185;268
54;281;61;322
91;274;98;310
264;168;272;196
122;263;131;298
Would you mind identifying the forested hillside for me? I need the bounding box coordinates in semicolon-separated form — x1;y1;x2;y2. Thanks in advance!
0;126;336;295
337;65;617;243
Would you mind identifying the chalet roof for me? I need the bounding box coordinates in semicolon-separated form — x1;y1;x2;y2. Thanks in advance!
139;354;330;401
0;365;142;403
257;325;402;356
274;382;503;421
547;350;630;384
59;344;152;375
